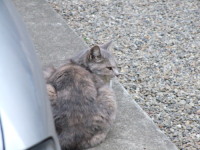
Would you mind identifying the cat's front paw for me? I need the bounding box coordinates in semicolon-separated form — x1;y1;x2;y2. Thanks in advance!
46;84;57;101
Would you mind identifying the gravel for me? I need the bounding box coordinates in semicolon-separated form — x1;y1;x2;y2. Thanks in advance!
47;0;200;149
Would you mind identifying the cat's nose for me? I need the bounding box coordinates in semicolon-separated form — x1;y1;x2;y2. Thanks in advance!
113;69;120;77
115;73;119;77
115;69;123;77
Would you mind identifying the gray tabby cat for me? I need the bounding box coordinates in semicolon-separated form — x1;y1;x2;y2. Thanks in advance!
45;42;118;150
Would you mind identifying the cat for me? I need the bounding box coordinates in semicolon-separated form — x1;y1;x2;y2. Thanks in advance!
44;41;118;150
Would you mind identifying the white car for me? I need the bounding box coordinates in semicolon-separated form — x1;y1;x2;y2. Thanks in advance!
0;0;61;149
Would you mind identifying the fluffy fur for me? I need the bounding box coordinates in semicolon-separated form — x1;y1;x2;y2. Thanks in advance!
44;42;118;150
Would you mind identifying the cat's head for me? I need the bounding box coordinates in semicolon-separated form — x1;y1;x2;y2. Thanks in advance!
71;41;119;80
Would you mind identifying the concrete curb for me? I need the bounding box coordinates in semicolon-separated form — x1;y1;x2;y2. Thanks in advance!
13;0;178;149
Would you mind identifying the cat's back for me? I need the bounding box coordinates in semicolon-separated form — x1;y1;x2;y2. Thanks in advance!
49;63;97;98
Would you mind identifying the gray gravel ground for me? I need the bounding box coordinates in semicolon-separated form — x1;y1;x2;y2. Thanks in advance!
47;0;200;149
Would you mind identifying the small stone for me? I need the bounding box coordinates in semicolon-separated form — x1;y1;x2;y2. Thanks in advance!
185;121;190;125
179;100;186;105
131;85;137;90
170;128;174;132
196;134;200;139
196;110;200;115
189;102;194;107
185;104;192;109
176;124;182;128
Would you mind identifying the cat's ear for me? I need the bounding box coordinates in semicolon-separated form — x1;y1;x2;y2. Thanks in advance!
88;45;102;62
101;41;112;50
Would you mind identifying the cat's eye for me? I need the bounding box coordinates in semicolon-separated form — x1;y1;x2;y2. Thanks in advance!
107;67;112;70
96;55;101;59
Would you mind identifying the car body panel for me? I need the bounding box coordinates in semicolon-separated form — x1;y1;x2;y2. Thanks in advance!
0;0;60;149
